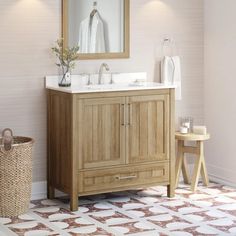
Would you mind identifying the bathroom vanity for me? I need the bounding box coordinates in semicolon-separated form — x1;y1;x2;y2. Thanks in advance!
46;75;175;211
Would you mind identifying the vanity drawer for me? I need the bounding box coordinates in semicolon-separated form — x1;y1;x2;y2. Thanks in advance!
78;162;169;194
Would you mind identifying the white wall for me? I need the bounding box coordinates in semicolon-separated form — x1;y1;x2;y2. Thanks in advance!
0;0;204;183
204;0;236;186
0;0;60;182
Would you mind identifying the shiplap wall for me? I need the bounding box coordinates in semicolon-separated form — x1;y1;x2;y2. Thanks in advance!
0;0;204;182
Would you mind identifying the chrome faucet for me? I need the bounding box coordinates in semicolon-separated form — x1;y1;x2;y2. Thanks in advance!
98;63;110;84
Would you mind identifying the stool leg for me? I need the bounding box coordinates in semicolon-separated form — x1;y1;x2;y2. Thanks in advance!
182;158;191;184
175;140;184;188
201;155;209;187
191;141;203;192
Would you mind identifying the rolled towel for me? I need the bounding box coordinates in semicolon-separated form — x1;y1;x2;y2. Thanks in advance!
193;126;207;135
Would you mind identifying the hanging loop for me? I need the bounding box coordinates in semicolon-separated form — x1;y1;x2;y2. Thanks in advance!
1;128;13;152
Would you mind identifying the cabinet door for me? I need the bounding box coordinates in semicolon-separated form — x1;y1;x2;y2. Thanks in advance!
127;94;169;163
79;97;126;169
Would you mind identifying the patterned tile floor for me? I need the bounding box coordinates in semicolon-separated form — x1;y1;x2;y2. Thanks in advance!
1;182;236;235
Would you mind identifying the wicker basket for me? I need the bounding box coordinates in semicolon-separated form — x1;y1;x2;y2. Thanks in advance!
0;132;34;217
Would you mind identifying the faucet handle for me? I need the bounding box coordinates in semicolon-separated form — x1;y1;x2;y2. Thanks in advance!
110;73;115;84
87;74;92;85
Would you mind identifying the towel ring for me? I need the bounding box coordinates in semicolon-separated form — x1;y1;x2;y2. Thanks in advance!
162;38;175;57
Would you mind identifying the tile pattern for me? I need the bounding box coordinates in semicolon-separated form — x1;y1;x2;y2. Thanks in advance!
1;183;236;235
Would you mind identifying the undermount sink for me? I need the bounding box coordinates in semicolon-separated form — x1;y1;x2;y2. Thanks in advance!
85;82;145;90
85;84;115;90
128;82;145;87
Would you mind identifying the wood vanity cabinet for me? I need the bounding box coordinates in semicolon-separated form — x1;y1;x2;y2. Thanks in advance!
47;89;175;211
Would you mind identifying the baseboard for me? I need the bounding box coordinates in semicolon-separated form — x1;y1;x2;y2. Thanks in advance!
208;174;236;188
207;163;236;188
31;181;67;200
31;181;47;200
176;163;236;188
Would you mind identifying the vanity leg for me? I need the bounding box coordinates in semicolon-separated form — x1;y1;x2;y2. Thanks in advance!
167;184;175;198
70;195;79;211
47;185;55;199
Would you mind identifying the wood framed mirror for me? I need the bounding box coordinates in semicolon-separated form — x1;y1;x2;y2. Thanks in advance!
62;0;130;60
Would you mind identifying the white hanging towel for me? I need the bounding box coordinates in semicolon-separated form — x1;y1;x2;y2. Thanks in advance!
78;17;90;53
90;13;106;53
78;13;106;53
161;56;182;100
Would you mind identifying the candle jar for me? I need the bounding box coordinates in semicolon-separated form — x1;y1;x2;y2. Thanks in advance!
179;117;194;133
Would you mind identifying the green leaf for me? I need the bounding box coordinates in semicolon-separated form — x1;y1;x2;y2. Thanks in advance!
51;38;79;72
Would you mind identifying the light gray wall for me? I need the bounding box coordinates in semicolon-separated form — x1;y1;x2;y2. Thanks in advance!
0;0;60;182
0;0;204;183
204;0;236;186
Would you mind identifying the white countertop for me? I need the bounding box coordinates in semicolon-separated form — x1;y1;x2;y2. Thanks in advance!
46;82;176;94
46;73;176;94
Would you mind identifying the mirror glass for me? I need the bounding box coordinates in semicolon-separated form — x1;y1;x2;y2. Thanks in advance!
63;0;130;59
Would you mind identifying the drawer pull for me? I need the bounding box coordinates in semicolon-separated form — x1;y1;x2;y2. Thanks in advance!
115;175;137;180
128;103;132;126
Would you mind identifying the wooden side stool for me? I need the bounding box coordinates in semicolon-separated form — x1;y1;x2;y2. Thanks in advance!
175;132;210;191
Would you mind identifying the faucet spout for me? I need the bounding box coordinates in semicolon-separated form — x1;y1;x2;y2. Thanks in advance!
98;63;110;84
